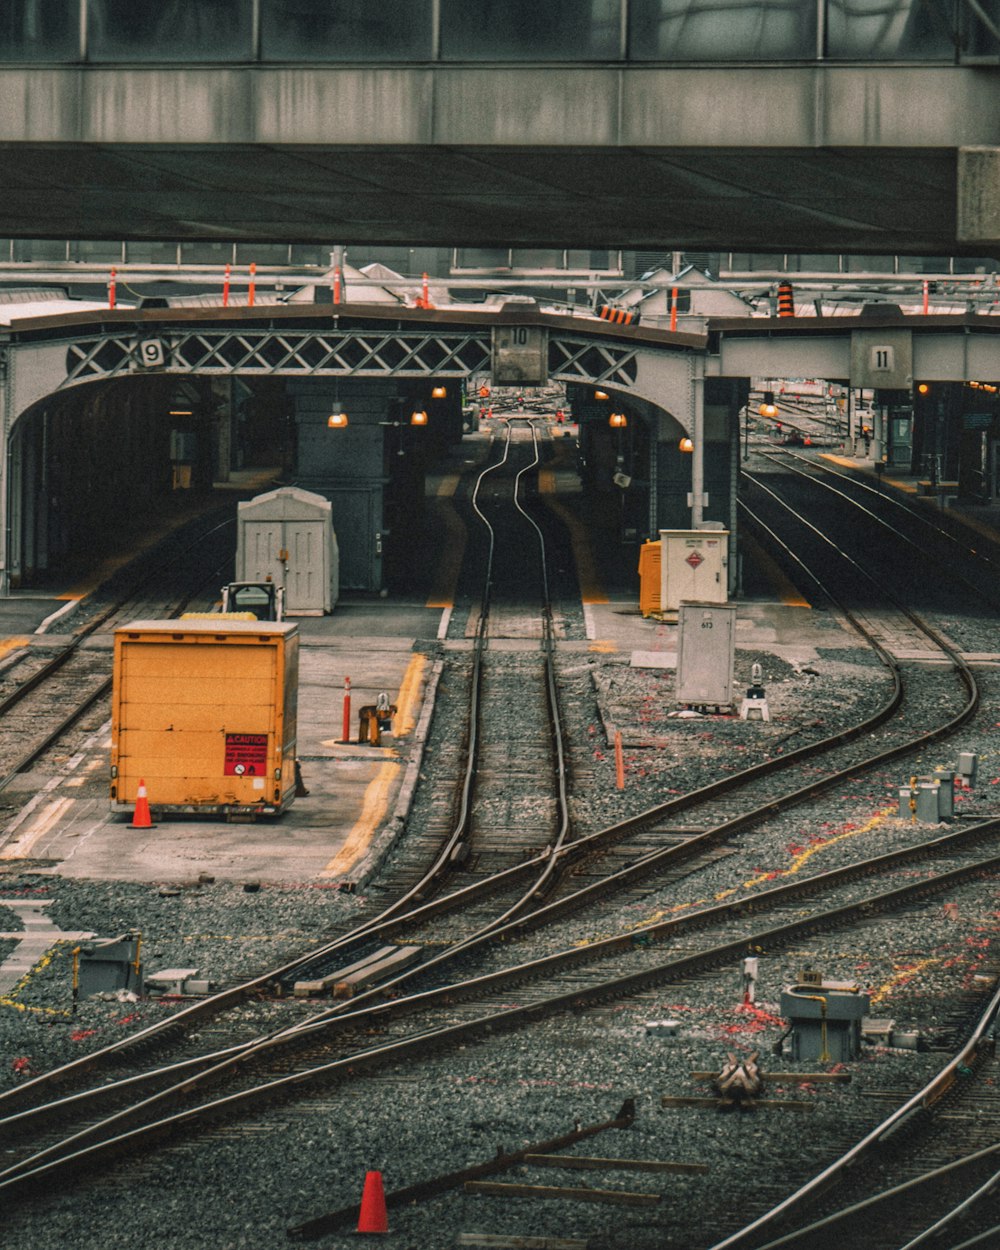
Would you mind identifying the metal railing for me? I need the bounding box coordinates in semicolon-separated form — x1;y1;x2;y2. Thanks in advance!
0;2;995;67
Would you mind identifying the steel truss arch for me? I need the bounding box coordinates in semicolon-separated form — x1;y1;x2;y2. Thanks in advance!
58;326;641;396
62;327;495;388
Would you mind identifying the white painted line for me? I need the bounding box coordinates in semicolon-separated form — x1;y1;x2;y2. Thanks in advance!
583;603;596;640
36;598;82;635
437;606;452;640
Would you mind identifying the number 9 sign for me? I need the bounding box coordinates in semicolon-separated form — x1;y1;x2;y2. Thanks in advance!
135;339;165;368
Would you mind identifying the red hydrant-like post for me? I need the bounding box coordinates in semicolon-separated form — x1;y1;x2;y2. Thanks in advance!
342;676;352;744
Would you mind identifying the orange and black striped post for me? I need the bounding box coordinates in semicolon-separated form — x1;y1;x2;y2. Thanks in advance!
777;281;795;317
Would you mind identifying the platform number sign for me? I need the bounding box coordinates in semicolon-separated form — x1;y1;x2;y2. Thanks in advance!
869;345;895;373
851;328;911;389
134;338;165;368
492;325;548;386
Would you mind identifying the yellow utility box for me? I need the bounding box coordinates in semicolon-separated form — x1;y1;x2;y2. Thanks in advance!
638;540;662;617
110;620;299;818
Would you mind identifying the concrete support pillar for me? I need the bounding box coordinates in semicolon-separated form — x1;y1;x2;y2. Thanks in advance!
958;147;1000;247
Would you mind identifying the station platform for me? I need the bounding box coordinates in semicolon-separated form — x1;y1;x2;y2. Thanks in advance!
0;435;998;889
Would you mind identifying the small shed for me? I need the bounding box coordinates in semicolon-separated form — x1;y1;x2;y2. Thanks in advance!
236;486;339;615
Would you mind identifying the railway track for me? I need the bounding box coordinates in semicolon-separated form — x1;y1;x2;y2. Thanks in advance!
0;509;237;803
0;426;996;1250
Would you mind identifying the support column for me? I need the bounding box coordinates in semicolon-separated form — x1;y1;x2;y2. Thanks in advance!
210;377;233;482
958;147;1000;248
690;357;706;527
0;348;9;596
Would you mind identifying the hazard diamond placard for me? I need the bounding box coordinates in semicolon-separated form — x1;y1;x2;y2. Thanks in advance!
685;551;704;569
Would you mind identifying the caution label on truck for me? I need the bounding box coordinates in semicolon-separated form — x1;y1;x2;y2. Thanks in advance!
224;733;268;776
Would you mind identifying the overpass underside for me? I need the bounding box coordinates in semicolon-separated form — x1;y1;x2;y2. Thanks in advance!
0;65;997;253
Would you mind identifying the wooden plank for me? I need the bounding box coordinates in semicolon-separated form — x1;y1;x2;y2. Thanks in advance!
464;1181;660;1207
333;945;423;998
524;1154;708;1175
690;1071;851;1084
293;945;401;997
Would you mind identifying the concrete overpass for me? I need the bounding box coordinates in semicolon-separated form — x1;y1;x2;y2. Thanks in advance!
1;1;999;256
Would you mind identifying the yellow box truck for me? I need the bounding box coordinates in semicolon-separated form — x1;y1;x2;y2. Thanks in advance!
110;620;299;818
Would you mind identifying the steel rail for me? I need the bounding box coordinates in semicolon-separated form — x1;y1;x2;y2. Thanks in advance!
4;816;997;1156
749;1143;1000;1250
0;550;235;795
2;843;996;1199
758;448;1000;592
707;978;1000;1250
0;456;971;1122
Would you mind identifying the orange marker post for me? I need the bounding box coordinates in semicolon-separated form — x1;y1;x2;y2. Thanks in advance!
614;731;625;790
333;266;342;305
248;262;256;307
670;288;678;332
223;263;230;307
342;676;352;744
108;268;116;310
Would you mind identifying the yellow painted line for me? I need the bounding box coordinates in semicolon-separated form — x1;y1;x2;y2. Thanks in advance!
589;640;618;653
945;509;1000;545
434;472;460;499
0;797;74;860
538;467;556;493
321;760;399;877
574;803;902;946
541;496;609;605
870;956;942;1006
0;636;28;659
392;653;426;739
820;454;917;493
425;497;466;609
741;533;810;608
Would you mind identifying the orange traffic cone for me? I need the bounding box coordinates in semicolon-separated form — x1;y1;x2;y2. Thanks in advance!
129;779;156;829
356;1170;388;1233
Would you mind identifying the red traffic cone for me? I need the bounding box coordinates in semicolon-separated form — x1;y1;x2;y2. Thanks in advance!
357;1170;388;1233
129;779;156;829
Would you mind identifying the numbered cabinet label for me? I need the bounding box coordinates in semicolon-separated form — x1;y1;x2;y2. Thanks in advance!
491;325;548;386
133;338;165;368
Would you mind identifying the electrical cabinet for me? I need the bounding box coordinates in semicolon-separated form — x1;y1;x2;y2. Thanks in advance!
659;529;729;611
676;601;737;708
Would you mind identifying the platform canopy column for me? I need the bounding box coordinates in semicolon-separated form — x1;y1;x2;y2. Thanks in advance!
958;147;1000;249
